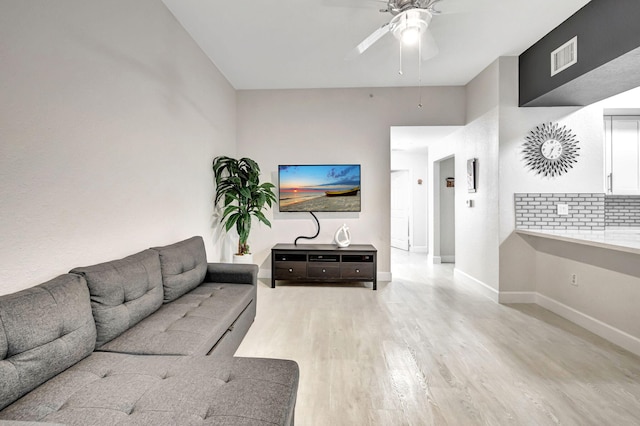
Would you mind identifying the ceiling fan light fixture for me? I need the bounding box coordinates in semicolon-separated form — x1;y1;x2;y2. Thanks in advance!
400;26;421;45
346;4;440;62
391;9;432;45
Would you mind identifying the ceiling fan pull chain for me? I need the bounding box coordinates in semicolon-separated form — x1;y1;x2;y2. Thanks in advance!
418;32;423;108
398;40;403;75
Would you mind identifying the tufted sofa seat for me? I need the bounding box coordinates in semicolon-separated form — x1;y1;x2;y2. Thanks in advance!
0;353;298;425
93;281;255;356
0;236;298;425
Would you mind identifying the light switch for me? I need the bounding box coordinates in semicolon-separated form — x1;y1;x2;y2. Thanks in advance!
557;204;569;216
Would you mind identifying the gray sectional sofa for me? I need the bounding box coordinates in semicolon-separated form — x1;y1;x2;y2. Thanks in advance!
0;236;299;425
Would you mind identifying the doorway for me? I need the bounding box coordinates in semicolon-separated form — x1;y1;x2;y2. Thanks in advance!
390;126;461;267
438;156;455;263
390;170;410;250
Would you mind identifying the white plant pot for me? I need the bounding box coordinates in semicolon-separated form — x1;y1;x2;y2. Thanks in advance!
233;253;254;264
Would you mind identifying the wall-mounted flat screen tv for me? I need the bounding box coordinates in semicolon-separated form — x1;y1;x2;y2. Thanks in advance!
278;164;361;212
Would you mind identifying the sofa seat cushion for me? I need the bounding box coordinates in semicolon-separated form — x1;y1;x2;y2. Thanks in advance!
0;352;299;426
152;236;208;303
97;282;256;356
70;249;164;349
0;274;96;411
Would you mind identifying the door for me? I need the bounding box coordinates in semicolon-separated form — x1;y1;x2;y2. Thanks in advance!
439;157;455;263
391;170;410;250
607;116;640;194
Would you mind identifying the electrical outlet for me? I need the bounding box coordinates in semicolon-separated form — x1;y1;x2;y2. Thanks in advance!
570;273;578;286
557;204;569;216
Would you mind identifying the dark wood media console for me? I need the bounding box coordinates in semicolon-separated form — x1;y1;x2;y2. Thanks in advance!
271;243;377;290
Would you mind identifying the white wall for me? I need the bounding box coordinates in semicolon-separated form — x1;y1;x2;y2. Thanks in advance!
446;61;501;292
423;60;502;293
537;243;640;345
498;55;603;294
0;0;237;294
236;87;466;276
497;57;640;353
517;235;640;355
390;149;429;251
498;57;605;243
497;56;630;294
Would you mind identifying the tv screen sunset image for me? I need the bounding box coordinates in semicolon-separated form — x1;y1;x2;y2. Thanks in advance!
278;165;361;212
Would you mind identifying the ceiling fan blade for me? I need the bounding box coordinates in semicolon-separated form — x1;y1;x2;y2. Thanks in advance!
421;28;439;61
418;0;443;14
345;23;391;60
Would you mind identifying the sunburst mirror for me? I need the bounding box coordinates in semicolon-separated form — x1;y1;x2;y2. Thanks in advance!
523;122;580;177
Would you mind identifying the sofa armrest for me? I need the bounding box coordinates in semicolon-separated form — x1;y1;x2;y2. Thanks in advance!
206;263;258;286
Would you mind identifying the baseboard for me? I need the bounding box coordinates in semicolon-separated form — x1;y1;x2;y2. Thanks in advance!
429;255;442;264
501;289;640;357
453;268;499;303
499;291;537;304
440;255;455;263
535;293;640;358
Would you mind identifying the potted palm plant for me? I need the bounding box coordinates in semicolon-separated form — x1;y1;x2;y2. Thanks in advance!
212;156;277;263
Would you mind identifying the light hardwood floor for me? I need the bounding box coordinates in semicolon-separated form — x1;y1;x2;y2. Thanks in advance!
236;250;640;425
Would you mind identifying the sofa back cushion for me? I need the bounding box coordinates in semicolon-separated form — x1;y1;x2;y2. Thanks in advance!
151;236;207;303
0;274;96;410
70;249;164;348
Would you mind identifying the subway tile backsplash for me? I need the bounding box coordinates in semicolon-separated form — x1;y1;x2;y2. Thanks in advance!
516;193;640;229
605;195;640;227
515;193;606;230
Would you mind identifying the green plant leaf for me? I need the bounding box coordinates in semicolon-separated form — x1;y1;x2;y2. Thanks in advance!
254;211;272;228
238;186;251;200
221;205;238;220
225;214;239;232
213;155;276;245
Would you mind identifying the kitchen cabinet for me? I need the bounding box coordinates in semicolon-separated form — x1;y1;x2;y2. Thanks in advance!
605;116;640;194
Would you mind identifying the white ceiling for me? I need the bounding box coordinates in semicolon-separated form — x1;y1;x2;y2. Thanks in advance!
161;0;591;90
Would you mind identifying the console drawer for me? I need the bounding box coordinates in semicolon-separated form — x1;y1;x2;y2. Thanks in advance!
341;263;374;280
308;264;340;279
274;261;307;279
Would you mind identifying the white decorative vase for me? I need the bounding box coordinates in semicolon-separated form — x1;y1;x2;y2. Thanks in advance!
233;253;254;264
334;223;351;248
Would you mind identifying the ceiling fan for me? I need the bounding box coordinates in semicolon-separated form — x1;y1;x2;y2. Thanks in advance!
346;0;443;60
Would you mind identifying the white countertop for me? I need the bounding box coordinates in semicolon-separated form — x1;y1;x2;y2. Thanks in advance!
516;228;640;255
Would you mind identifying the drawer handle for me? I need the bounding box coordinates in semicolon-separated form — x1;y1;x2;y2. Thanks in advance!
288;268;293;273
322;269;326;273
356;269;360;273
